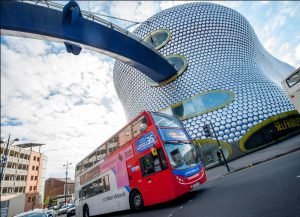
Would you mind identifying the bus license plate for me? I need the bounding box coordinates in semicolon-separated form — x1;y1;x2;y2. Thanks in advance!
193;182;200;189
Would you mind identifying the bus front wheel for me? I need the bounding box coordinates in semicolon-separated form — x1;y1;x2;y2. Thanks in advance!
130;191;144;211
83;205;90;217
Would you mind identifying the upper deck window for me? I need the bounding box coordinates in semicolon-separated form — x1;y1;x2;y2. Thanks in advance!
151;112;183;128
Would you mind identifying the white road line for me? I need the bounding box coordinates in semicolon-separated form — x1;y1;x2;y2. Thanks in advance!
188;200;192;203
179;206;183;209
168;214;173;217
297;175;300;178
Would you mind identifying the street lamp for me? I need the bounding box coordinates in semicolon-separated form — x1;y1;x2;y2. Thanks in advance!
0;134;19;181
205;121;230;172
63;161;72;205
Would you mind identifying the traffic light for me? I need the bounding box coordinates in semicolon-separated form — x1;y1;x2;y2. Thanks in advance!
203;124;212;137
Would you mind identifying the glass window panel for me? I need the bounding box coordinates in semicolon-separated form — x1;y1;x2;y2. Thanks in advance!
287;71;300;87
119;126;132;147
183;100;196;117
96;145;107;161
144;29;171;50
192;96;205;114
107;136;119;154
132;116;148;138
152;112;183;128
160;90;235;120
103;175;110;192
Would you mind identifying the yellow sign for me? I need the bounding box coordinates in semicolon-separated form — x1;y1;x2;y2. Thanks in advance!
274;117;300;131
151;148;158;156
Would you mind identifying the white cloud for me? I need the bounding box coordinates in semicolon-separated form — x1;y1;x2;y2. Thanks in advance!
295;44;300;61
1;36;126;179
109;1;160;23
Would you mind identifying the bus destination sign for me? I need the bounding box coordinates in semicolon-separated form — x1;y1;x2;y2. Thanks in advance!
135;131;156;153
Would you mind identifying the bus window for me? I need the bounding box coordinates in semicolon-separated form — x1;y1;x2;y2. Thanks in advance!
157;148;168;170
96;144;107;161
132;116;148;137
139;148;167;177
79;190;82;200
151;112;183;128
75;163;82;174
89;153;97;166
81;175;110;200
83;158;89;170
119;125;132;146
103;175;110;192
107;136;119;154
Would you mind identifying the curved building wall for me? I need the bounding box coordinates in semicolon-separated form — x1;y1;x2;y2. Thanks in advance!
113;3;299;166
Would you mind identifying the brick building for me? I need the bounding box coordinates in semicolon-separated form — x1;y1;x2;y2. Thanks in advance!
44;178;75;206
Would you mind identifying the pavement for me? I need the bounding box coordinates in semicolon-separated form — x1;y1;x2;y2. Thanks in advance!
205;133;300;181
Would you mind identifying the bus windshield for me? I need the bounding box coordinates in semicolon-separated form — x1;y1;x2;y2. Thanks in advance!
164;142;200;170
152;112;183;128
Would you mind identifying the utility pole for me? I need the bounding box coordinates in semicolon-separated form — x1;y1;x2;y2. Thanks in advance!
63;162;72;205
203;121;230;172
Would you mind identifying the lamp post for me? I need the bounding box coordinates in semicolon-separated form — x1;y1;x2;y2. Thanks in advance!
63;161;72;205
0;134;19;181
204;121;230;172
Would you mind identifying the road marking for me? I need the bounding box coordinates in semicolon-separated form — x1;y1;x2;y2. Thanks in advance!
188;200;192;203
297;175;300;178
179;206;183;209
168;214;173;217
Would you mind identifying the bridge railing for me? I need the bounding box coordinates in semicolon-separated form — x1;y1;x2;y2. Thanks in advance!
20;0;162;56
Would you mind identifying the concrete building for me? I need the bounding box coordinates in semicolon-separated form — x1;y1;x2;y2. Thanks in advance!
113;2;300;167
0;142;47;216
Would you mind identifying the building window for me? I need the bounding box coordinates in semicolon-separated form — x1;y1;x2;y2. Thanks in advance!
32;166;35;170
147;54;188;87
29;186;32;191
37;157;40;162
28;197;31;202
286;69;300;88
34;186;37;191
144;29;172;50
36;166;39;171
33;156;36;161
160;90;235;120
31;176;34;180
35;176;38;180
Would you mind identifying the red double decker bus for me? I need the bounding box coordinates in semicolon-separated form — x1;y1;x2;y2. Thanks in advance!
74;111;206;217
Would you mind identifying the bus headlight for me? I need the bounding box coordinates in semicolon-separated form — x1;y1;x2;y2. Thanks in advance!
176;176;185;183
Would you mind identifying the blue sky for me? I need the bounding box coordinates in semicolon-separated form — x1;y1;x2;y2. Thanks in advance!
1;1;299;179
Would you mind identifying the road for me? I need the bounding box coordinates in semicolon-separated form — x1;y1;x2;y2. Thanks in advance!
96;151;300;217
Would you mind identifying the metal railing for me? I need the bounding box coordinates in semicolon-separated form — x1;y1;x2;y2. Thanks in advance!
20;0;164;57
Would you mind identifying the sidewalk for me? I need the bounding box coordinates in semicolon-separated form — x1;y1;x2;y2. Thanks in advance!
205;134;300;181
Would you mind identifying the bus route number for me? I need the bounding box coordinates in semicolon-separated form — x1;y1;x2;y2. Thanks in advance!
136;131;156;153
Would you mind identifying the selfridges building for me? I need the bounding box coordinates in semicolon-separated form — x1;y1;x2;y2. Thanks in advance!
113;3;300;167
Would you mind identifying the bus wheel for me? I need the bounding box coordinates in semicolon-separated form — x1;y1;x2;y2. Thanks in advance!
130;191;144;211
83;205;90;217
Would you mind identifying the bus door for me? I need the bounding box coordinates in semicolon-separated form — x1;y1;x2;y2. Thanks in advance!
138;147;171;205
